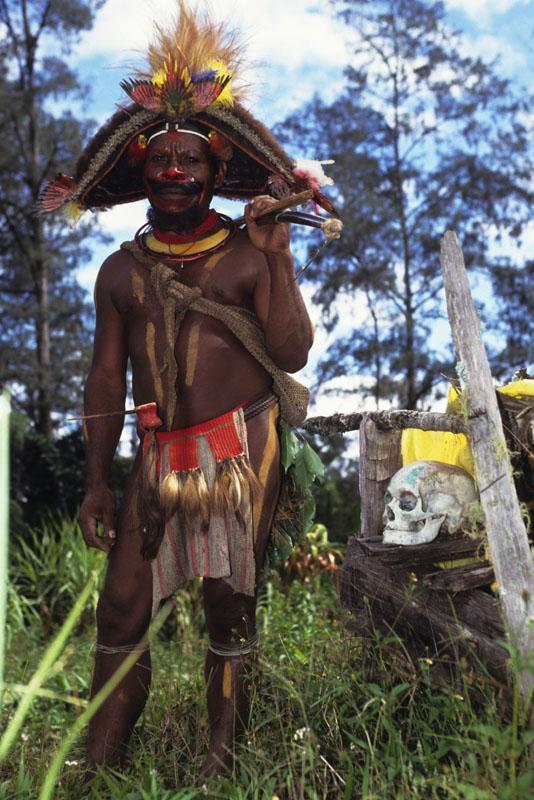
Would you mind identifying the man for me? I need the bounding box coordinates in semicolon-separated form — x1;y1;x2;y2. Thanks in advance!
40;1;334;777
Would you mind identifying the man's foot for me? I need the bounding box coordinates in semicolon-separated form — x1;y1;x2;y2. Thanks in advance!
199;739;233;780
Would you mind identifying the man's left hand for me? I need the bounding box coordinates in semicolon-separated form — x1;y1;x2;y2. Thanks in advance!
245;196;290;255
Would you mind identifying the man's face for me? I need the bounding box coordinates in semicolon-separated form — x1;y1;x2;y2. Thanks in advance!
143;132;223;223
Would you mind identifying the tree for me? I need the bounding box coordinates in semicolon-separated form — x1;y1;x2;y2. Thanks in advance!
0;0;106;437
279;0;533;409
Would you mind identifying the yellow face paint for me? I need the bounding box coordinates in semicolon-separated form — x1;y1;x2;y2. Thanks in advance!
185;319;202;387
222;660;232;699
131;268;145;305
146;321;164;409
252;404;280;536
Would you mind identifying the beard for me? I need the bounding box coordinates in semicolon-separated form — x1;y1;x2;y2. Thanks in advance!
146;203;209;232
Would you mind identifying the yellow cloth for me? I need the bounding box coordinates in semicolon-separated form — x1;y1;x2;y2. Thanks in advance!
401;379;534;473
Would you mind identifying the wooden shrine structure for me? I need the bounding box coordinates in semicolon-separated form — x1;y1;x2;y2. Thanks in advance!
302;232;534;699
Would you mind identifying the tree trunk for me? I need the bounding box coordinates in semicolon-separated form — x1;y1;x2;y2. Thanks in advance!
24;0;52;438
34;245;52;439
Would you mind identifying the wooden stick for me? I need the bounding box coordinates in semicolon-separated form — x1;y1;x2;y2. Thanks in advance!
67;405;146;421
440;230;534;699
233;190;313;226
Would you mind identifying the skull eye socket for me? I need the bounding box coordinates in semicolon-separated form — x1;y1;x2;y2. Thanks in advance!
384;491;392;504
399;491;417;511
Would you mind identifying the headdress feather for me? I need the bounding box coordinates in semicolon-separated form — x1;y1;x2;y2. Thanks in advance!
121;1;246;122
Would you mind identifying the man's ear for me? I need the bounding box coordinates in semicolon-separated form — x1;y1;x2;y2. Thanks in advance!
214;160;228;189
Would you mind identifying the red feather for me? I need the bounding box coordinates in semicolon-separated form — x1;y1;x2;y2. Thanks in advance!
39;174;77;213
191;75;229;112
121;79;164;113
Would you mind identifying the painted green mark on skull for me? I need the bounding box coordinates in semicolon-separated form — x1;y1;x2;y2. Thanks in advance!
404;465;426;486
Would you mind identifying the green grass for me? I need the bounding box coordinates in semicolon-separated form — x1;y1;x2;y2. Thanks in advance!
1;519;532;799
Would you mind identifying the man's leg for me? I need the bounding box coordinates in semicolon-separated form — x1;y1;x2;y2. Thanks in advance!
87;462;154;768
200;403;281;777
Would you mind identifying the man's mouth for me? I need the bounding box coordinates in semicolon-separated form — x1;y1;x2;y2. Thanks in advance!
149;180;202;196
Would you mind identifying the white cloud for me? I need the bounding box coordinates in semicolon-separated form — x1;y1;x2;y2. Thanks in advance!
96;200;148;235
445;0;530;22
76;0;349;74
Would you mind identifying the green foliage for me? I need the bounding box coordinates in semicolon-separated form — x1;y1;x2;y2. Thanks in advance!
9;411;133;530
308;432;360;543
1;560;532;798
282;523;344;582
271;426;325;562
278;0;533;408
8;516;104;636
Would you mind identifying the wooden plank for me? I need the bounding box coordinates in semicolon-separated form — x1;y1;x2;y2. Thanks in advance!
341;538;508;685
440;231;534;696
302;409;466;435
358;417;401;538
354;534;486;567
424;563;494;592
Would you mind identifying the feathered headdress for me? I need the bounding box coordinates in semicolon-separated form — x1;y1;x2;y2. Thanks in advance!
39;1;336;219
120;1;246;120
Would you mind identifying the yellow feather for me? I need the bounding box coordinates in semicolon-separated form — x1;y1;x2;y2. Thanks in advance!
137;1;246;105
64;201;84;228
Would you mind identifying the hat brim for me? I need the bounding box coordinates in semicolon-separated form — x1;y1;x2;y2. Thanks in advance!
70;103;301;211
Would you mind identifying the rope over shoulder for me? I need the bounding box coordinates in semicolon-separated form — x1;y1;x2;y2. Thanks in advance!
121;241;310;428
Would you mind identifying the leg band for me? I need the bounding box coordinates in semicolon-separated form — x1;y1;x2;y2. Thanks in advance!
208;633;259;657
95;643;148;655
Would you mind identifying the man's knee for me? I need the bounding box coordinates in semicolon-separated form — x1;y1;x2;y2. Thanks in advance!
203;579;256;643
96;578;151;645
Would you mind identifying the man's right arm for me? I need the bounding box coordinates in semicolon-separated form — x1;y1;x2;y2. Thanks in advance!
79;256;128;553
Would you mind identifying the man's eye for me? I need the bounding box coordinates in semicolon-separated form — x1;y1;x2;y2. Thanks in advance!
187;156;199;164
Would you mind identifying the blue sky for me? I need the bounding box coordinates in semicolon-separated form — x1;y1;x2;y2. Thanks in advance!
67;0;533;417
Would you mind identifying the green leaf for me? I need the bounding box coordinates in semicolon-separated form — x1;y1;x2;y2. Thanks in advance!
300;493;316;534
294;449;315;491
280;425;300;471
273;530;294;561
302;441;325;479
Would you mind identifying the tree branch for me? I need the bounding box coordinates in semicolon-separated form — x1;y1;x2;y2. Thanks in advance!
301;409;467;435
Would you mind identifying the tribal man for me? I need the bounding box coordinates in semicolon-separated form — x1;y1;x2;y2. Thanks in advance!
40;1;335;778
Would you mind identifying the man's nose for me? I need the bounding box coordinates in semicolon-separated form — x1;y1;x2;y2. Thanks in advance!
160;166;186;181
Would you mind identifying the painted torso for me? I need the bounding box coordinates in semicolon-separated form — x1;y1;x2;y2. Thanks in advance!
103;227;272;428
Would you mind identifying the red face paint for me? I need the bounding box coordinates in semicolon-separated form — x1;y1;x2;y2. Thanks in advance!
143;133;216;216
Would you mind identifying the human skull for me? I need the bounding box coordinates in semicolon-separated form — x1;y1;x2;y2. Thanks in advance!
382;460;478;545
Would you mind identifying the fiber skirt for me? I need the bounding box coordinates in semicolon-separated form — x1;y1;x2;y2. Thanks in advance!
150;394;278;616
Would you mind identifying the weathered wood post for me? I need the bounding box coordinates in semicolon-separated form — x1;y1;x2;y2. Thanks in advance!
440;230;534;697
359;418;401;538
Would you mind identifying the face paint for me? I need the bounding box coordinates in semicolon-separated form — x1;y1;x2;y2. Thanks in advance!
252;404;280;537
145;321;164;409
185;319;202;387
143;132;217;220
131;268;145;305
222;660;233;699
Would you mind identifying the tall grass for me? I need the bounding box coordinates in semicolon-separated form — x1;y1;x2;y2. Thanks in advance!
1;517;532;799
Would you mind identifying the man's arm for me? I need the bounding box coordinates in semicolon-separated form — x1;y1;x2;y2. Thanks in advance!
247;196;313;373
79;256;128;553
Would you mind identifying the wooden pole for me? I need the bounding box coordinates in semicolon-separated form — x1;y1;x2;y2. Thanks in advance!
440;231;534;696
358;417;402;538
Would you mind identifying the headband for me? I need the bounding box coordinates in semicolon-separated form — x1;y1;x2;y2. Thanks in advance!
147;124;210;145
